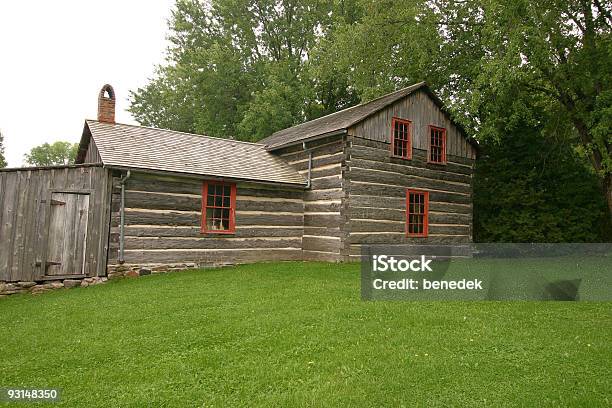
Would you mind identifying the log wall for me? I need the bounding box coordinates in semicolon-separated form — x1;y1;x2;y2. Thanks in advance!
108;172;305;270
350;89;477;160
274;135;347;262
344;136;474;260
0;165;112;281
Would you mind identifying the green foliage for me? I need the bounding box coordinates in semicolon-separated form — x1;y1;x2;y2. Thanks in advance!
474;121;610;242
129;0;361;141
24;141;79;167
0;130;6;168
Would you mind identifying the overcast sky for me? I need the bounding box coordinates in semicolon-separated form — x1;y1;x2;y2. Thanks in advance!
0;1;175;167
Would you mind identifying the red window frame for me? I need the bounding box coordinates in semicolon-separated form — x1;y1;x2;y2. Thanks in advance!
428;125;447;164
390;117;412;160
406;189;429;237
201;181;237;234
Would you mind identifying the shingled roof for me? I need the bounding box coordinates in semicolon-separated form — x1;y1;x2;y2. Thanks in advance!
260;82;476;150
77;120;306;187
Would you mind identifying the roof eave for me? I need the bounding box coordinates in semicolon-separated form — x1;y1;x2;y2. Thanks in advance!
265;129;348;151
103;165;308;189
75;120;94;164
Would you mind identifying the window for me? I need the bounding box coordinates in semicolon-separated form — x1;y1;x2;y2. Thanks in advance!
391;118;412;159
406;190;429;237
428;126;446;164
201;181;236;234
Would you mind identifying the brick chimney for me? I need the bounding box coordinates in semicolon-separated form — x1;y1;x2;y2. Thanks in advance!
97;84;116;123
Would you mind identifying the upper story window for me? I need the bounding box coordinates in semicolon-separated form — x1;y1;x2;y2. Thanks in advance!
201;181;236;234
428;126;447;164
406;189;429;237
391;118;412;159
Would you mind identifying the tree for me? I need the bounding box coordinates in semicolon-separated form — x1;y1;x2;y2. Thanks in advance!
467;0;612;220
24;141;79;167
313;0;612;220
0;130;6;168
474;119;610;242
129;0;361;141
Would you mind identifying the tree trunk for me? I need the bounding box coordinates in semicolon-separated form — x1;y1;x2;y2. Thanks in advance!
605;173;612;223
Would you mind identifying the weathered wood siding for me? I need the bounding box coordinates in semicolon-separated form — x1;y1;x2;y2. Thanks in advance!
274;136;347;262
0;165;112;281
349;89;477;160
108;172;304;267
344;136;474;259
83;138;102;163
345;90;476;260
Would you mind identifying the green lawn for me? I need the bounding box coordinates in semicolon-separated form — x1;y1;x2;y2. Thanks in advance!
0;262;610;407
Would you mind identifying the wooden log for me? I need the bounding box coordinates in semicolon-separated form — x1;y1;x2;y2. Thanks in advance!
125;190;201;211
301;164;342;179
289;153;344;171
350;220;405;233
309;176;342;190
274;134;344;155
236;199;303;213
120;226;304;238
236;187;303;200
302;236;342;252
349;158;471;184
304;201;343;212
304;226;343;237
123;174;304;200
124;237;302;251
279;139;344;162
119;209;303;227
349;206;405;222
348;182;471;204
121;248;303;264
350;145;473;175
351;136;475;166
349;167;471;194
349;195;471;215
304;213;343;228
302;250;343;262
429;212;471;225
348;234;471;245
304;189;345;201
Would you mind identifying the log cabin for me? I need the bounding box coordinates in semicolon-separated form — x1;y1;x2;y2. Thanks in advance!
0;82;477;288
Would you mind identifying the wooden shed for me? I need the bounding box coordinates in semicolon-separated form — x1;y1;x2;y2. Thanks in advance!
0;165;112;282
0;82;477;289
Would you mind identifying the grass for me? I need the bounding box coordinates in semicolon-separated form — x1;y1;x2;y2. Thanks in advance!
0;261;610;407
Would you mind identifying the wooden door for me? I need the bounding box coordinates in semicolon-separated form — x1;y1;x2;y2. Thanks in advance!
45;192;90;276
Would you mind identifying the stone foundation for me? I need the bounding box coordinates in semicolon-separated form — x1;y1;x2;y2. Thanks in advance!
106;263;200;278
1;262;231;298
0;277;108;298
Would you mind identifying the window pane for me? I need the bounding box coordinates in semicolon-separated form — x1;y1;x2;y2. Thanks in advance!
221;218;230;230
206;208;215;230
203;182;235;232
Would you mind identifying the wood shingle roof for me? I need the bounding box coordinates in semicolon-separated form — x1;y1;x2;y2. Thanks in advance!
79;120;306;186
260;82;477;151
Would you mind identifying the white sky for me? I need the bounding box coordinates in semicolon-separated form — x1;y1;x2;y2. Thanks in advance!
0;0;175;167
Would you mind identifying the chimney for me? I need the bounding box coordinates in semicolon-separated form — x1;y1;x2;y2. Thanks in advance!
97;84;116;123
